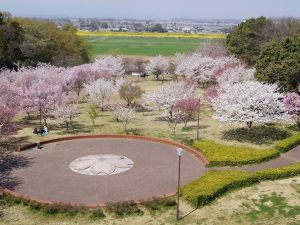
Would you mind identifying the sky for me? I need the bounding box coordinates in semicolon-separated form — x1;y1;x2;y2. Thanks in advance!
1;0;300;19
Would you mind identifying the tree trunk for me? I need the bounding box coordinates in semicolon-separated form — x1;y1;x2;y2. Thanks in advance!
39;109;42;126
246;121;253;130
197;111;200;140
66;121;69;132
44;118;48;127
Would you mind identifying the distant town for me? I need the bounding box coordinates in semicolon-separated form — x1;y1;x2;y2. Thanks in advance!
51;18;242;34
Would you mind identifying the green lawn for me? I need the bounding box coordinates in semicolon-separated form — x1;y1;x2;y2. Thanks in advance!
85;36;211;56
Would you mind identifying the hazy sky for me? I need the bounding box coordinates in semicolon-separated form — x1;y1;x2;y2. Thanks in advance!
1;0;300;19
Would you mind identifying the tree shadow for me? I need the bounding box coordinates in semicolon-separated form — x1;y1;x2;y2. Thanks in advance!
0;153;32;190
0;136;30;153
222;125;291;145
54;122;94;135
127;128;143;136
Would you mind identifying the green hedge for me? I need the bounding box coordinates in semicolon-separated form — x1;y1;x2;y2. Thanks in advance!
275;133;300;153
181;162;300;208
192;140;280;167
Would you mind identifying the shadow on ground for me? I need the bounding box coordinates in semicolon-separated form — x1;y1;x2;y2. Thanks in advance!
0;153;32;190
222;125;291;145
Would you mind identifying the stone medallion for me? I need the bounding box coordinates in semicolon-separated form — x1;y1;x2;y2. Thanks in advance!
69;154;134;176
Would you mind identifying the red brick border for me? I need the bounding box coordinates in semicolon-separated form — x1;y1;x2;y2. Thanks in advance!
16;134;209;165
1;134;208;208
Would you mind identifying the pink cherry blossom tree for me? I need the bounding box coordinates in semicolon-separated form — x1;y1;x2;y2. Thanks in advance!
64;64;92;104
175;97;200;127
283;92;300;130
0;78;19;134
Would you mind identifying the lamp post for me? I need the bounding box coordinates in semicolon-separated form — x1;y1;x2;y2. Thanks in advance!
176;148;184;221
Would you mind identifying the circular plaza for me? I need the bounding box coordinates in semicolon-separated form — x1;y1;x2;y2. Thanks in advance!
4;136;206;206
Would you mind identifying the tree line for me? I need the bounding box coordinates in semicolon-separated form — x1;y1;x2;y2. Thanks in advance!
0;12;90;70
226;16;300;92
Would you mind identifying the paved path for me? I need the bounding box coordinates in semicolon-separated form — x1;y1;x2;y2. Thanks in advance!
210;145;300;172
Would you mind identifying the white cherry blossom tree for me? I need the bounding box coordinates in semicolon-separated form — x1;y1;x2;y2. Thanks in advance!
85;79;116;111
212;81;287;129
145;55;169;82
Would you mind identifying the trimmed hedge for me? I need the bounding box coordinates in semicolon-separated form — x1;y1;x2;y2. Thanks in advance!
192;140;280;167
275;133;300;153
181;162;300;208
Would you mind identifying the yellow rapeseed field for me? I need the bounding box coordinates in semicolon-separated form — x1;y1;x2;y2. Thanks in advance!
77;31;226;39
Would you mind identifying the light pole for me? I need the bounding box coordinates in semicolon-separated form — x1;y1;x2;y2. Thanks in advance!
176;148;184;222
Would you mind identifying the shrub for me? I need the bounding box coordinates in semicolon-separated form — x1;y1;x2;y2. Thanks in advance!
106;201;143;217
193;140;280;167
89;209;106;220
275;133;300;153
141;198;176;212
181;171;257;207
181;162;300;208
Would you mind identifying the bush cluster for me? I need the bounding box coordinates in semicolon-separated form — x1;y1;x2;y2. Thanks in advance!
106;201;143;217
275;133;300;153
0;193;104;217
180;162;300;208
141;198;176;212
193;140;279;167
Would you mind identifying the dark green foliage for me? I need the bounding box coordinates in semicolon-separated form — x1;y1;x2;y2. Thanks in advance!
222;125;291;145
0;13;90;69
226;17;271;66
0;12;25;69
106;201;143;217
255;36;300;92
181;162;300;208
15;18;90;67
89;209;106;220
193;140;280;167
149;24;166;33
141;198;176;212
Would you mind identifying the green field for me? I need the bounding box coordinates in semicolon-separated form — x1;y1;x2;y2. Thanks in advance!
85;36;211;56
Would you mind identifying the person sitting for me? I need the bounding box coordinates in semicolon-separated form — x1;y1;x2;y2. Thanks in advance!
43;125;49;135
33;128;39;135
39;127;45;136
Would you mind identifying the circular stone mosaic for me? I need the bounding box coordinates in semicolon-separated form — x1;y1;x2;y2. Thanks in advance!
69;155;134;176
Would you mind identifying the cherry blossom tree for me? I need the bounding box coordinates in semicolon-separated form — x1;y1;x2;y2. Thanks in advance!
145;55;169;82
205;65;255;104
92;55;125;79
111;105;134;134
283;93;300;130
64;64;92;104
212;81;287;129
175;97;200;127
175;54;239;86
0;78;19;134
85;79;116;111
142;81;197;113
53;105;79;132
143;81;197;134
119;83;144;107
30;80;65;126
